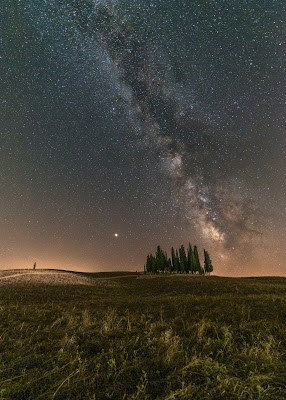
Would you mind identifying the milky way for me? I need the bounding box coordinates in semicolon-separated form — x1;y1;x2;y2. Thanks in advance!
1;1;285;275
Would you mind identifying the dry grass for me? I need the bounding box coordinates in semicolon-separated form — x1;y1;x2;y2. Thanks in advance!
0;269;93;286
0;272;285;399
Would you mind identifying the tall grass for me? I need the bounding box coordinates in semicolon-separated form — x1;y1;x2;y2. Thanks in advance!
0;274;285;399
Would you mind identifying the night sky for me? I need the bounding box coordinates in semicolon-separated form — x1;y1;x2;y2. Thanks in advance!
1;0;285;276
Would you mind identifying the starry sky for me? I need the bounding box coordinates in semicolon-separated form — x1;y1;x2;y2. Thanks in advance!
1;0;285;276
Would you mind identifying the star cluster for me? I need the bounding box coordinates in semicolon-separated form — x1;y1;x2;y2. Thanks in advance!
1;1;285;275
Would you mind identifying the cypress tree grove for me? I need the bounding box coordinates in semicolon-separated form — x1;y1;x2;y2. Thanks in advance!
145;244;213;275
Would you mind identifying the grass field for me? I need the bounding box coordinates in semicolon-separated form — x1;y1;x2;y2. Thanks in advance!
0;271;285;399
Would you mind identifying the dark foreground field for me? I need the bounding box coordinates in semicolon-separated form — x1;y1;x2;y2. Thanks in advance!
0;272;285;399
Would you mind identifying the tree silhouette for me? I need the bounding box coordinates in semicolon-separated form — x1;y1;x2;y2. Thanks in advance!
145;244;213;275
179;245;187;273
204;249;213;276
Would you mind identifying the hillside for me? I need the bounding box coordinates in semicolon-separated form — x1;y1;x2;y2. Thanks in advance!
0;273;285;399
0;269;137;286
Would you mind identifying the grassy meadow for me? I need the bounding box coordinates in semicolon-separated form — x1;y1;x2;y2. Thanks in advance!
0;272;285;399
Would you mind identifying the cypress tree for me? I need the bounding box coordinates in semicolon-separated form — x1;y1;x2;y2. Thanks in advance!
203;249;208;275
193;246;198;274
191;251;196;274
145;255;149;273
175;249;181;273
167;258;172;273
193;245;203;274
187;243;195;274
164;251;169;272
209;257;213;275
146;254;152;273
179;245;187;273
171;247;176;273
204;249;213;275
156;245;167;272
185;243;191;274
155;246;162;272
151;254;157;274
187;244;191;273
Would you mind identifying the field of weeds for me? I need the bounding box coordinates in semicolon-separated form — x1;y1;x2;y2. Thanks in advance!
0;273;285;399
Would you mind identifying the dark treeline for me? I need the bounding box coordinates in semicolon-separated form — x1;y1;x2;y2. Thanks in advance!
144;244;213;275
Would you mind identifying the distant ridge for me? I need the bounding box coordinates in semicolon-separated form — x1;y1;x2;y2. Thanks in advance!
0;269;141;285
0;269;92;286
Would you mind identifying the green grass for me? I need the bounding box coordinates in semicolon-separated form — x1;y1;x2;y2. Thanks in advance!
0;273;285;399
